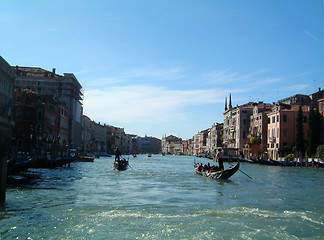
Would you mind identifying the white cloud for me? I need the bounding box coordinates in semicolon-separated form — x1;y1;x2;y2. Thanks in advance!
304;30;322;43
204;69;270;85
83;85;227;124
122;66;186;80
281;84;310;92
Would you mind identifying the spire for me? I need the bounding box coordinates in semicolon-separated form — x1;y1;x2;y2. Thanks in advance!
225;97;228;111
229;93;232;109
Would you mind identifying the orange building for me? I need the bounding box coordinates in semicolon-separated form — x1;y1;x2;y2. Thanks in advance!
267;104;309;160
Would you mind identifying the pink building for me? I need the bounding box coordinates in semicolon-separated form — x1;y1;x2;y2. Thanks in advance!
267;104;309;160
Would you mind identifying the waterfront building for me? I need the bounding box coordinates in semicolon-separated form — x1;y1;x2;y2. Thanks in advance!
136;135;161;154
127;134;138;154
14;66;83;147
92;121;107;153
161;135;182;155
223;94;254;154
81;115;92;153
278;94;311;106
197;129;208;156
0;56;15;149
309;88;324;108
267;104;310;160
206;123;223;158
12;88;63;151
319;98;324;144
192;134;199;156
0;56;15;202
182;138;194;156
244;102;273;159
182;140;189;155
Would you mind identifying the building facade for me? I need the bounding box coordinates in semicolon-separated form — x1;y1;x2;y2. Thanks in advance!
245;102;273;159
267;104;310;160
223;97;254;153
14;66;83;147
0;56;15;202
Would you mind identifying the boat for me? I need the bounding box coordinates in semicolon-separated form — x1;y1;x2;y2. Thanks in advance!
7;156;33;175
114;159;129;171
195;161;240;180
147;153;152;157
75;155;94;162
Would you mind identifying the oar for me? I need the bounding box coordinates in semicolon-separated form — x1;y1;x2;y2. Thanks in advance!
227;161;253;179
127;155;133;170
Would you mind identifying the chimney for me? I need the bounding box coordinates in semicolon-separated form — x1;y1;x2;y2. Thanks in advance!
52;68;56;75
319;87;321;92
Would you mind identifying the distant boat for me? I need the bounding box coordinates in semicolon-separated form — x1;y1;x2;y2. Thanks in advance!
94;152;112;158
147;153;152;157
75;155;94;162
132;154;137;158
195;161;240;180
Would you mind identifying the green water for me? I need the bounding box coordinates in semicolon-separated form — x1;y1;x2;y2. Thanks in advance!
1;155;323;239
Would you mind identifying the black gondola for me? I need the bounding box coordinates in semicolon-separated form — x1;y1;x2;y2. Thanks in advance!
114;159;129;171
195;161;240;180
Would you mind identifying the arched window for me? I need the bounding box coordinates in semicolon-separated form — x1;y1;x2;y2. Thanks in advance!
37;109;43;121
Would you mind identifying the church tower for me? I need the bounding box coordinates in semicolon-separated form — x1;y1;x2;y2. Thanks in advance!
225;97;228;111
229;93;232;109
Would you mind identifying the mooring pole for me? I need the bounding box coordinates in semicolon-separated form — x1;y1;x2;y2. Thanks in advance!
0;143;7;203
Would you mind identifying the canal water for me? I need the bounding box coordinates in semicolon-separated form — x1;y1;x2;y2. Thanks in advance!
1;155;323;239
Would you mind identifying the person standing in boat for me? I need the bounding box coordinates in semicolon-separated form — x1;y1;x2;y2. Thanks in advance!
216;149;224;170
115;147;121;162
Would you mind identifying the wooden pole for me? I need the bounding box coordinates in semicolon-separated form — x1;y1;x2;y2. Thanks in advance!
0;142;7;203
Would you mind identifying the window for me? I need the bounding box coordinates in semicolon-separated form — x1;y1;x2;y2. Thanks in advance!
272;116;275;123
268;118;270;124
37;110;42;121
283;115;287;122
283;129;288;138
277;115;279;122
303;116;307;123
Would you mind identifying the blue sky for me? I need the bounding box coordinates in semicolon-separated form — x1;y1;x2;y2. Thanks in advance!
1;0;323;139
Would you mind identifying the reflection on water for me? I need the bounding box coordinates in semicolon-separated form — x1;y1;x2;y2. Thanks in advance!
1;155;324;239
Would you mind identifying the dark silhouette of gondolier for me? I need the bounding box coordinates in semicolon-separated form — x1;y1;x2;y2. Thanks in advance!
115;147;121;161
216;149;224;170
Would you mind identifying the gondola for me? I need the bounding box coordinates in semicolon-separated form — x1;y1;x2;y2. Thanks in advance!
114;159;129;171
195;161;240;180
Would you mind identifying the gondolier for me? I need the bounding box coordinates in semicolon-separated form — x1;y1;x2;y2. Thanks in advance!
115;147;121;161
216;149;224;170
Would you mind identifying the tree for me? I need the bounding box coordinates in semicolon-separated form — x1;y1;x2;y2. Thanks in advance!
308;107;321;157
295;106;305;157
